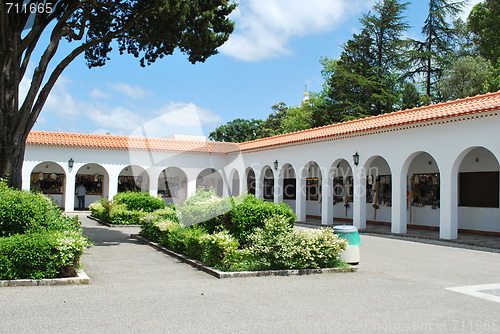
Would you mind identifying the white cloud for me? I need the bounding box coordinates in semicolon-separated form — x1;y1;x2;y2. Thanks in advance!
109;82;150;99
89;88;111;99
131;102;222;138
220;0;372;61
43;76;82;118
86;104;145;133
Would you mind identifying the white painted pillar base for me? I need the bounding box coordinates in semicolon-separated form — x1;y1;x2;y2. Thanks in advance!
64;168;76;212
321;176;332;225
391;168;407;234
353;167;366;229
439;168;458;239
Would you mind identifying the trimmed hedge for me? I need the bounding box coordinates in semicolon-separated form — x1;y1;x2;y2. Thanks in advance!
0;181;89;280
113;191;165;212
0;184;80;237
0;230;88;280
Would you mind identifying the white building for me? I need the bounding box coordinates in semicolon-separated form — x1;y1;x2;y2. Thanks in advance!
23;92;500;240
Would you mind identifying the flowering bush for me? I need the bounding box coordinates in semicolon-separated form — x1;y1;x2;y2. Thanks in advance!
199;231;239;268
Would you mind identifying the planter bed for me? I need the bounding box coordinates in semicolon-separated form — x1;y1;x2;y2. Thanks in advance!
0;269;89;287
132;234;357;279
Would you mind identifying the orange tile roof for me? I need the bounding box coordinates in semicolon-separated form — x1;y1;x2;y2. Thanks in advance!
27;91;500;153
26;131;240;154
238;91;500;151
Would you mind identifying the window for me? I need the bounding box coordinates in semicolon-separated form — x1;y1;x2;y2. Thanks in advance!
333;176;353;204
118;176;141;192
459;172;499;208
283;178;296;200
76;174;103;195
263;178;274;200
306;177;319;201
366;175;392;207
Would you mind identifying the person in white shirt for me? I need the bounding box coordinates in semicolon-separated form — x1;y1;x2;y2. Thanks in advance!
75;183;87;211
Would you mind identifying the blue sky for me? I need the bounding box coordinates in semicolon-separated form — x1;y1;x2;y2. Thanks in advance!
27;0;481;139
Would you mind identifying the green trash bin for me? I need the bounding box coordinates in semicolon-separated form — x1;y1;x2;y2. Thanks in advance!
333;225;360;265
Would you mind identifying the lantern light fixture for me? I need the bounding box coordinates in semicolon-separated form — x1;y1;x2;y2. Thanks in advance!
68;158;74;169
353;152;359;166
273;160;278;171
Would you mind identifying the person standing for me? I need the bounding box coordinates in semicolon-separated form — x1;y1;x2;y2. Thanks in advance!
75;183;87;211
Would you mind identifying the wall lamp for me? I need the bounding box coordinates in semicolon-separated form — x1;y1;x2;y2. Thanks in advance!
68;158;74;169
273;160;278;171
353;152;359;166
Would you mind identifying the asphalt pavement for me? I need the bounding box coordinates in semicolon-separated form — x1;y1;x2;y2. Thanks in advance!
1;214;499;333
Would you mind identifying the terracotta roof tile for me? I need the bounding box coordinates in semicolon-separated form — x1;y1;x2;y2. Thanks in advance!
27;91;500;153
26;131;240;154
238;91;500;151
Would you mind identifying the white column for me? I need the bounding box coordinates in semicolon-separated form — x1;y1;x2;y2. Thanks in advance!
296;173;306;222
274;171;282;203
352;167;366;229
254;170;262;199
148;168;161;197
439;166;458;239
107;170;119;200
321;175;332;225
64;167;76;212
391;167;407;234
239;170;248;195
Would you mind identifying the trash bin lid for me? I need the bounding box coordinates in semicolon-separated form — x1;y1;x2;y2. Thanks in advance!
332;225;358;233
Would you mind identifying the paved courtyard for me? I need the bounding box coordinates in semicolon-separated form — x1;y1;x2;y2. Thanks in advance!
1;215;499;333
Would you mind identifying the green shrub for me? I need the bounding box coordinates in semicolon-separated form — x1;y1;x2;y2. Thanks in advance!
199;231;239;268
0;230;89;280
225;216;347;271
180;195;233;228
139;207;179;225
182;225;207;261
0;183;80;237
109;203;146;225
227;195;296;243
140;219;180;243
113;191;165;212
89;198;112;222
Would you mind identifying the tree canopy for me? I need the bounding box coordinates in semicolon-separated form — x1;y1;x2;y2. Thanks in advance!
0;0;236;188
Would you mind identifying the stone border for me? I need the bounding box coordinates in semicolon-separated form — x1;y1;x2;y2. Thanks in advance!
0;269;89;287
132;234;357;279
87;215;142;228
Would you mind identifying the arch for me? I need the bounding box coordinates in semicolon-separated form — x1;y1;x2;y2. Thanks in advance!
158;167;188;205
301;161;322;219
260;165;274;201
229;169;240;196
455;146;500;233
196;168;223;196
245;168;256;195
280;163;296;202
118;165;149;193
75;163;109;210
404;151;440;230
328;158;353;220
362;156;392;223
30;161;66;208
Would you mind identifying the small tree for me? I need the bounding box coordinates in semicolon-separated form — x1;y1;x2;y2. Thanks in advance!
0;0;236;188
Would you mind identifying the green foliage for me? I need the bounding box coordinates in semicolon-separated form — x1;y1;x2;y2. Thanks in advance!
208;118;264;142
139;207;179;225
468;0;500;66
227;194;296;243
199;231;239;268
0;182;80;237
108;204;146;225
113;191;166;212
89;199;112;222
0;230;89;280
140;219;181;243
437;56;491;100
182;225;208;261
225;216;348;271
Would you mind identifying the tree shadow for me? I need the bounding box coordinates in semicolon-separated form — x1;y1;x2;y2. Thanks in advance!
82;226;141;247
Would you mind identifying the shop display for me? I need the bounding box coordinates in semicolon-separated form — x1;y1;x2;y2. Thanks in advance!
75;174;103;195
366;175;392;207
158;177;181;197
410;173;440;208
118;175;142;192
306;177;319;201
30;173;64;194
263;178;274;200
333;176;353;204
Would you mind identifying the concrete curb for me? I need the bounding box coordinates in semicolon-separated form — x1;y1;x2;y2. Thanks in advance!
87;215;142;228
132;234;357;279
0;269;90;287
